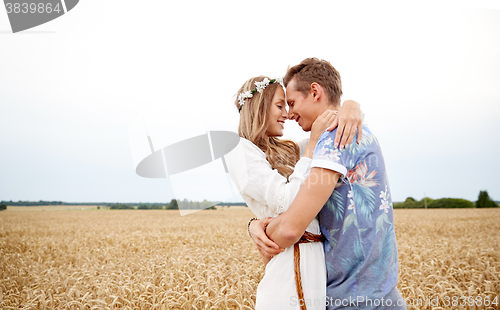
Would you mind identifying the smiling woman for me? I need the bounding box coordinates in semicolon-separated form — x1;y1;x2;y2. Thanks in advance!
234;76;300;179
263;87;288;139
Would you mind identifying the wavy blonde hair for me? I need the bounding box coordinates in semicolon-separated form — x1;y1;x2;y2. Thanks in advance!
235;76;300;179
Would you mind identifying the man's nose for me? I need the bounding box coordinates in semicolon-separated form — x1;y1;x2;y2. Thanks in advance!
288;112;295;120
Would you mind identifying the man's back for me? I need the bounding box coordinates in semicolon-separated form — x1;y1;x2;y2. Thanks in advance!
311;125;405;309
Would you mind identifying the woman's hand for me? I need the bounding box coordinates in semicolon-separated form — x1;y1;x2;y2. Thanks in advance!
327;99;363;149
303;110;338;158
261;252;272;266
249;218;283;258
311;110;338;142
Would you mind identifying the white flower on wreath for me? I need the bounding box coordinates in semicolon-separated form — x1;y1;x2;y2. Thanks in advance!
238;90;253;107
238;77;283;111
255;78;270;93
275;76;283;86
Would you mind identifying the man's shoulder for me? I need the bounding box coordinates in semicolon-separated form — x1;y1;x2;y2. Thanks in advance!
318;124;375;139
316;125;379;152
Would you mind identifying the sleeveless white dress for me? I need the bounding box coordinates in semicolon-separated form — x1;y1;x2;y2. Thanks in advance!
225;138;326;310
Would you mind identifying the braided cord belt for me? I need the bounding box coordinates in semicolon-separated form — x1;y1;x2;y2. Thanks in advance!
294;231;325;310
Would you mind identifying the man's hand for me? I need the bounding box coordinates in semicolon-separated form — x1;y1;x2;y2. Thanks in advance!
327;100;363;149
249;217;283;258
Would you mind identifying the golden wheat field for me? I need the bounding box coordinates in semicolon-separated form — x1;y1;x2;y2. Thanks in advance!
0;207;499;310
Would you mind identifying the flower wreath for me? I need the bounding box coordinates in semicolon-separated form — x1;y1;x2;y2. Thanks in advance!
238;77;284;112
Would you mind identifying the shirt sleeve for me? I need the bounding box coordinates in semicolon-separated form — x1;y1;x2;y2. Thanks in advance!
225;138;312;217
311;130;348;178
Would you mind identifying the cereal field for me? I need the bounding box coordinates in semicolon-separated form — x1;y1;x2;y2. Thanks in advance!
0;208;499;309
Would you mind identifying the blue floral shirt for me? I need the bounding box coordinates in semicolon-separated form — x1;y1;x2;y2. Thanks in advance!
311;125;400;309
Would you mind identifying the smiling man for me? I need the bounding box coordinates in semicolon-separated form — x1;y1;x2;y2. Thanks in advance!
250;58;406;310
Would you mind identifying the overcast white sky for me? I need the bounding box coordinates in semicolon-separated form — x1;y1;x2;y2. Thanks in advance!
1;0;499;203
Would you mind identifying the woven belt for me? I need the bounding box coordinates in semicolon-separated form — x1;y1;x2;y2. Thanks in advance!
294;231;325;310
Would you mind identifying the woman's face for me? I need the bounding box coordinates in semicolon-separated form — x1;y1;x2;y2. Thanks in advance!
264;87;288;138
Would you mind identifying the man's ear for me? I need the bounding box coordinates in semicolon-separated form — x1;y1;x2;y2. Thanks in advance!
310;82;321;103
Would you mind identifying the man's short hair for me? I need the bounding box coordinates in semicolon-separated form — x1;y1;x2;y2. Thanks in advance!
284;57;342;105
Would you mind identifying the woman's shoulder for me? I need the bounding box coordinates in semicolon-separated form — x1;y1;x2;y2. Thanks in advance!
225;137;271;181
226;137;265;164
234;137;265;155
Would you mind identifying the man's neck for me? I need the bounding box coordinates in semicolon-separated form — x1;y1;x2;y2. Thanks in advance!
328;102;340;111
315;103;340;118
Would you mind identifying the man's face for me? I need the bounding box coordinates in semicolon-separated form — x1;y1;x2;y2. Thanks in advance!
286;79;316;131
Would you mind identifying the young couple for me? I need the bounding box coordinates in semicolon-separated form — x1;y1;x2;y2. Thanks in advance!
226;58;406;310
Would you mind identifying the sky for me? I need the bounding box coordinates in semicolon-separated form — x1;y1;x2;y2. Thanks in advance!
0;0;499;204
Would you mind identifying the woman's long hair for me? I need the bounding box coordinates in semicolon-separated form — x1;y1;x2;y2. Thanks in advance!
235;76;300;179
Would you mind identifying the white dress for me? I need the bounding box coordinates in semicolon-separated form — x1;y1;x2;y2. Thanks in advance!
225;138;326;310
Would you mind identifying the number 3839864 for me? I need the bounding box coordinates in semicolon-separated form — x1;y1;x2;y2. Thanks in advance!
442;296;498;307
5;2;62;14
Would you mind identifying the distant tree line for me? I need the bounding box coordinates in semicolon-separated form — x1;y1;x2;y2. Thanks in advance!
0;200;68;206
71;200;247;210
0;200;247;209
216;202;247;206
109;203;134;210
138;203;164;210
3;192;496;211
107;199;221;210
5;193;499;211
0;200;119;206
393;190;498;209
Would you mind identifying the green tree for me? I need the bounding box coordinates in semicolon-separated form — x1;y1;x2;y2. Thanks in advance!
0;204;6;211
166;199;178;210
109;203;134;210
427;198;474;209
394;198;425;209
201;199;212;209
476;190;498;208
